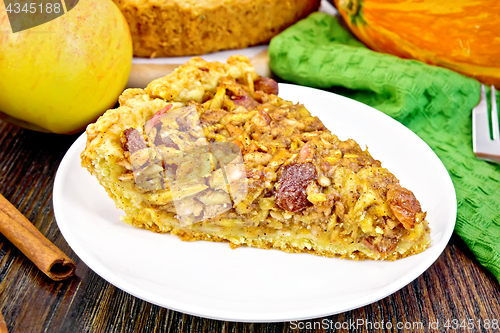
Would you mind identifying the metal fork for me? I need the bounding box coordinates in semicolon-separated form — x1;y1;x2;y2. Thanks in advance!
472;85;500;164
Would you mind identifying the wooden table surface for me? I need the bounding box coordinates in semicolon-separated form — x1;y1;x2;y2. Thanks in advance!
0;118;499;333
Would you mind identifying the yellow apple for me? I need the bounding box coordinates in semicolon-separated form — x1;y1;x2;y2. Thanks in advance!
0;0;132;133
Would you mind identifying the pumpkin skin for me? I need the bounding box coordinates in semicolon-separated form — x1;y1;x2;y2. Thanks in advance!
334;0;500;87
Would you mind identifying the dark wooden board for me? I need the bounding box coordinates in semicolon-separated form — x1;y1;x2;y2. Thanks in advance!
0;120;499;332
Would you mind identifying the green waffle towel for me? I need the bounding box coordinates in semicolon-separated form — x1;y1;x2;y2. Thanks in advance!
269;12;500;282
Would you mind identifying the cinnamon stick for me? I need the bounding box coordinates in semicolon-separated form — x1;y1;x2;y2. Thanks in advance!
0;194;75;281
0;310;7;333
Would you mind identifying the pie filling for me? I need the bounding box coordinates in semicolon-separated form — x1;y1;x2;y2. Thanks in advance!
82;56;430;260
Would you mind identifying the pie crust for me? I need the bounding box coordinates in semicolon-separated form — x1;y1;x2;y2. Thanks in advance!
112;0;321;57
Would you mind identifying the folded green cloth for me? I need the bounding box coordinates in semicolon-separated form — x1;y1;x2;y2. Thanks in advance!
269;12;500;282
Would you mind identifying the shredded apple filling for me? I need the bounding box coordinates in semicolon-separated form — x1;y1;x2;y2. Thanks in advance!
82;56;430;260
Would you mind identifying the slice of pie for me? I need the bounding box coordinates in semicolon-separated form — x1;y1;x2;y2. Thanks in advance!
81;56;430;260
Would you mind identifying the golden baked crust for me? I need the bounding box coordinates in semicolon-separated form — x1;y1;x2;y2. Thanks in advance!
81;56;431;260
112;0;321;57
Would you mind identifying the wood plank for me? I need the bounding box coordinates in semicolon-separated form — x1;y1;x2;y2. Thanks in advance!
0;119;499;332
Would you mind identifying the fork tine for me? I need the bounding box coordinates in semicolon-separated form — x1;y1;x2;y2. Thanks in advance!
478;84;487;112
473;85;500;164
491;85;499;140
472;85;490;152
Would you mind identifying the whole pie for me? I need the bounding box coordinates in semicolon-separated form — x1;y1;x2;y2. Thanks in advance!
81;56;431;260
112;0;321;57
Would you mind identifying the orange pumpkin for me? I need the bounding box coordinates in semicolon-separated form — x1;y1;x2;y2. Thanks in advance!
334;0;500;87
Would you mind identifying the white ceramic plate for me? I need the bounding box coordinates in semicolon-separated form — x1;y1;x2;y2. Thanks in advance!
132;44;269;67
53;84;456;322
